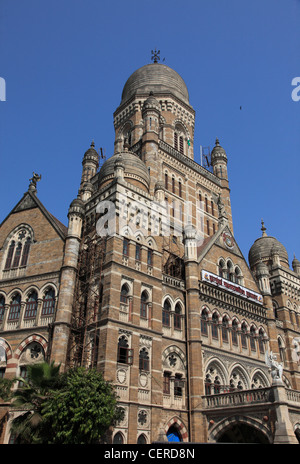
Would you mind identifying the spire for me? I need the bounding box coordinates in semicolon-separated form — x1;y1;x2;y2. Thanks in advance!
261;219;267;237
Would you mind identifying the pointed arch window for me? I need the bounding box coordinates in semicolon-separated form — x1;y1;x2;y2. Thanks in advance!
24;291;38;319
4;241;15;270
120;284;129;305
41;288;56;316
8;293;21;321
12;242;22;268
140;291;149;319
211;312;219;339
174;132;178;151
241;322;248;348
0;296;5;323
232;319;239;345
117;335;133;365
201;308;209;336
139;347;149;371
174;303;182;330
21;238;31;267
162;299;171;327
179;136;184;154
250;326;256;351
165;173;168;190
222;316;229;343
258;329;265;354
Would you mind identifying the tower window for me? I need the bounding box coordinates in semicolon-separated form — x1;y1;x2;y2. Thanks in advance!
117;336;133;365
120;284;129;304
174;303;182;330
123;238;129;256
174;133;178;151
179;136;184;154
165;173;168;190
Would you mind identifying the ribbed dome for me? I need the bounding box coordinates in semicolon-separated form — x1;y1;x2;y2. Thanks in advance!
98;151;150;190
121;63;189;105
248;222;289;268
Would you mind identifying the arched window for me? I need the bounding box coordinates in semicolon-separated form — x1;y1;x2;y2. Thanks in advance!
12;242;23;268
272;300;279;319
135;243;141;261
201;308;209;336
234;267;242;284
178;181;182;198
122;238;129;257
24;291;38;320
241;322;248;348
41;288;56;316
4;241;15;269
162;299;171;327
8;293;21;321
139;347;149;371
3;228;32;272
258;328;265;354
250;326;256;351
0;296;5;323
20;238;31;267
137;434;147;444
117;336;133;365
165;172;168;190
205;374;212;395
179;136;184;154
172;176;175;193
140;291;148;319
227;261;234;281
218;259;225;278
120;284;129;304
222;316;229;343
163;372;171;394
174;303;182;330
211;200;215;216
211;312;219;339
232;319;238;345
174;132;178;151
113;432;124;444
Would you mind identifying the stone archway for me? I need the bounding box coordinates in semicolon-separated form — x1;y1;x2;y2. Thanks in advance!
211;416;271;444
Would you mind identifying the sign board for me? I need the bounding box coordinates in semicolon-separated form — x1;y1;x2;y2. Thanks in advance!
201;270;263;305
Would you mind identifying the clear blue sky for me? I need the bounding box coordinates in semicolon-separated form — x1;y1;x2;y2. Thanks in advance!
0;0;299;265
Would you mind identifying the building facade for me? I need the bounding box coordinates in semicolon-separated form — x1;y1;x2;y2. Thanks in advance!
0;59;300;444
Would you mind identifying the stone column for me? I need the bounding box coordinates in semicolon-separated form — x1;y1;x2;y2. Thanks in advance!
272;380;298;444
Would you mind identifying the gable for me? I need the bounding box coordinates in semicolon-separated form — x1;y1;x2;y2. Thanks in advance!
197;224;261;295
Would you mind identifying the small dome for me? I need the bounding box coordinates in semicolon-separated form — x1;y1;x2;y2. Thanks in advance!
249;221;289;268
83;141;99;162
121;63;189;105
68;196;85;217
211;138;227;163
98;150;150;191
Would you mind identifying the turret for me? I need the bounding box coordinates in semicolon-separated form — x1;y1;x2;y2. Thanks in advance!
79;141;99;201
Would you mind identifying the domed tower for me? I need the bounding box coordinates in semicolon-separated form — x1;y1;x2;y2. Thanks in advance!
113;57;195;194
249;220;289;273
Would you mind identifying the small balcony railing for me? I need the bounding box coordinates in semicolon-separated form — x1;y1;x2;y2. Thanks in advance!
203;387;272;409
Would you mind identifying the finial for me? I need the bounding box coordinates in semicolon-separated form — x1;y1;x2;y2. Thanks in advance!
28;172;42;194
90;140;95;148
215;137;220;146
151;48;160;63
261;219;267;237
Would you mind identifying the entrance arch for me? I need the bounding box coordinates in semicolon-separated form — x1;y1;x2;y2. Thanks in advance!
164;417;188;442
211;416;271;444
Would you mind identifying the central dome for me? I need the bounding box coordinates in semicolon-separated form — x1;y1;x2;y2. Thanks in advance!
121;63;189;105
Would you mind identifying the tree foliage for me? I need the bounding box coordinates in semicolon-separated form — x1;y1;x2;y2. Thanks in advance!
0;363;122;444
42;367;122;444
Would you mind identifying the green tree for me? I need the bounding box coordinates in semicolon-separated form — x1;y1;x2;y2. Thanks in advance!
41;367;122;444
0;361;61;443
